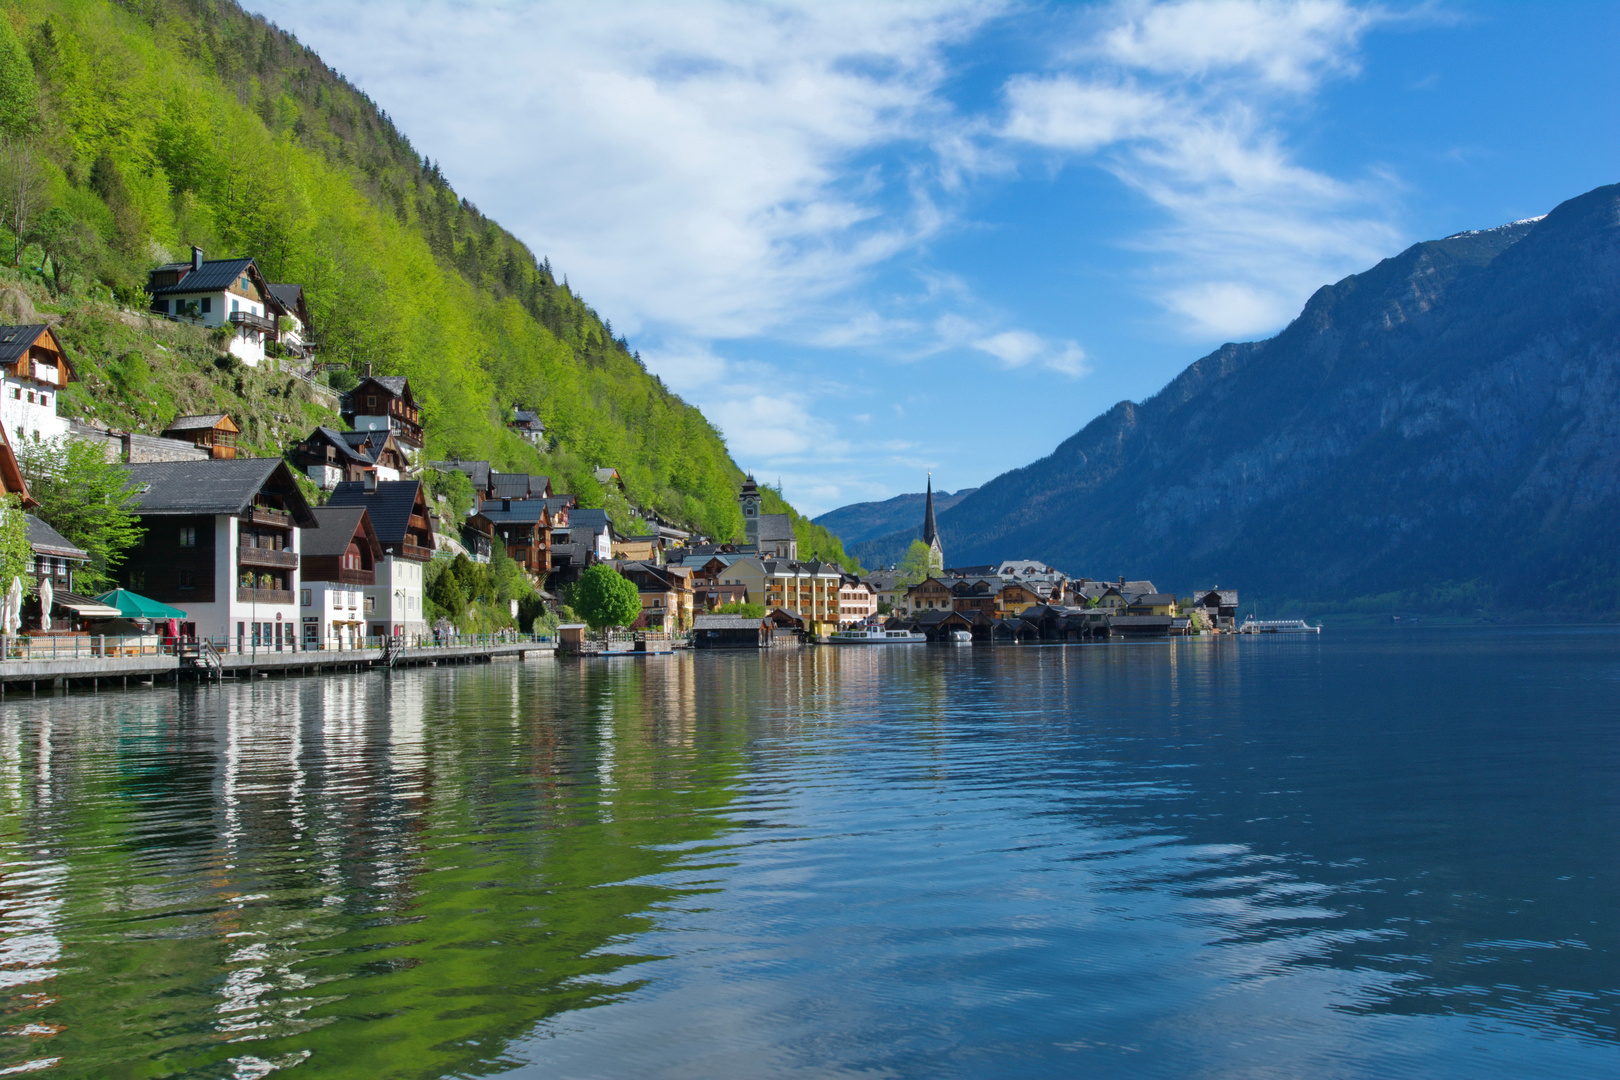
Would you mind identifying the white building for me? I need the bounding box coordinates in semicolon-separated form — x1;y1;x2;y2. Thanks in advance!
300;505;384;650
121;458;317;650
0;324;73;446
147;249;280;367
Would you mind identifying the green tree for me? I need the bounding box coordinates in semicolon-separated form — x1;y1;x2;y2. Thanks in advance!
566;564;641;630
429;562;467;621
0;494;32;595
30;206;82;295
17;439;141;592
424;467;475;521
0;15;38;139
896;540;936;588
714;600;765;618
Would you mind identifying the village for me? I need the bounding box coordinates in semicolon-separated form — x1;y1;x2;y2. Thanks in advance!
0;246;1241;672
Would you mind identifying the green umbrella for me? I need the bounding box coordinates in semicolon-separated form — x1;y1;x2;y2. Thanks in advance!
92;589;188;620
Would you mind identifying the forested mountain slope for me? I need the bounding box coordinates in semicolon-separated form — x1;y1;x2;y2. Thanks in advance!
900;184;1620;611
0;0;853;566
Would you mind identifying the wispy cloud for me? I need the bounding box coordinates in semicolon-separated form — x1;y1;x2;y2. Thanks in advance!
1001;0;1404;337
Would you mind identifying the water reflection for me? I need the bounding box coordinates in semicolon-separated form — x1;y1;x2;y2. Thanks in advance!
0;631;1612;1078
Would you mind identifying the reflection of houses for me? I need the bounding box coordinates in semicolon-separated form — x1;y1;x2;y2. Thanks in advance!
509;406;546;445
342;375;423;457
291;426;409;489
120;458;316;646
299;506;382;650
146;249;280;366
0;324;74;445
326;477;437;640
160;414;240;459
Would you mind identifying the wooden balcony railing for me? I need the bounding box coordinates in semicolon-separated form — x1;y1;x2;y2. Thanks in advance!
244;506;293;527
238;545;299;569
336;567;374;586
229;310;276;333
237;587;295;605
400;542;435;562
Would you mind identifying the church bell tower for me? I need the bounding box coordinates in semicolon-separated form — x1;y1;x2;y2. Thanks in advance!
739;475;762;546
922;473;943;571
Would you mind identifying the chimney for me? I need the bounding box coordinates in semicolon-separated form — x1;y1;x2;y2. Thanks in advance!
1118;575;1125;587
364;469;377;492
191;246;203;273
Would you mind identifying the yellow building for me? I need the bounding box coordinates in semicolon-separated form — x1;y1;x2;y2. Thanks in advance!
717;556;844;630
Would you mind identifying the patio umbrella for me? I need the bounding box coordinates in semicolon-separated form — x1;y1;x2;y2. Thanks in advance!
38;577;51;633
92;589;188;621
4;577;21;634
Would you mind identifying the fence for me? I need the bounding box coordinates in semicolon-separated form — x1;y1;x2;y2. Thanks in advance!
0;634;174;660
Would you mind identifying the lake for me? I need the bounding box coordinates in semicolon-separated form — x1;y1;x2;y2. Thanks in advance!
0;626;1616;1078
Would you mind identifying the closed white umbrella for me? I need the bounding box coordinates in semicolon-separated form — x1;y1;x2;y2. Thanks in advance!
38;577;52;633
4;577;21;635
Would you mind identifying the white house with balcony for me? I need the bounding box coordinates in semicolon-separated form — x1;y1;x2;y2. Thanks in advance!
0;324;74;446
147;248;283;367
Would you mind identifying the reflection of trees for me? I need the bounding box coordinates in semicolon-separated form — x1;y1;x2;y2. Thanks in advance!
0;659;754;1077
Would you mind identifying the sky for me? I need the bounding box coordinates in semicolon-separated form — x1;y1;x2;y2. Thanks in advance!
255;0;1620;517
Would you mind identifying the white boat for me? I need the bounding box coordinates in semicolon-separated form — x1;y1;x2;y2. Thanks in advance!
828;627;927;644
949;629;973;643
1238;616;1321;635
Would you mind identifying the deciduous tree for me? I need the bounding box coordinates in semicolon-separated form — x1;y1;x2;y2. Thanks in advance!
566;564;640;630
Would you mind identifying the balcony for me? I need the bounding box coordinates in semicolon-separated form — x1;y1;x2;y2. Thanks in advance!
229;310;276;334
238;545;299;569
335;567;374;586
237;587;295;605
400;542;435;562
244;506;293;528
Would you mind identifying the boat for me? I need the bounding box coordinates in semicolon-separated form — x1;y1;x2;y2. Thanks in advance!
949;629;973;643
828;627;927;644
1238;616;1321;635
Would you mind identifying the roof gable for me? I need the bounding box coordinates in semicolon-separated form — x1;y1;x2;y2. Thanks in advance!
302;505;383;560
327;479;432;545
125;458;315;524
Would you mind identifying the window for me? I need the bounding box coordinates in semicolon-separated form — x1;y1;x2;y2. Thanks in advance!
177;569;196;590
25;391;33;404
367;396;377;410
232;299;240;314
39;394;47;408
200;297;212;313
237;622;245;645
154;299;169;314
8;388;15;399
178;526;197;547
364;595;375;614
301;589;312;607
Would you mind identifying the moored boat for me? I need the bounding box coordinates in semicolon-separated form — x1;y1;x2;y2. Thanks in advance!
1238;616;1321;635
829;627;927;644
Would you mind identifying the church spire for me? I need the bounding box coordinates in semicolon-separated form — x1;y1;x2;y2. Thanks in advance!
922;472;938;545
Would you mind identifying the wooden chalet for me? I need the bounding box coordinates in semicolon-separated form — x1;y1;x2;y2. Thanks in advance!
161;414;240;459
327;477;437;563
301;506;382;587
291;426;410;488
342;375;423;451
479;497;555;574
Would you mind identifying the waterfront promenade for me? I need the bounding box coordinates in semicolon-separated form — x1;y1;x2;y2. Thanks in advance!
0;632;556;692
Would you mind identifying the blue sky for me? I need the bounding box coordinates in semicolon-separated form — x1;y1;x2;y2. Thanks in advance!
257;0;1620;516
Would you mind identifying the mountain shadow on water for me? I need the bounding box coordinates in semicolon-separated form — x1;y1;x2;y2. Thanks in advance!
858;183;1620;612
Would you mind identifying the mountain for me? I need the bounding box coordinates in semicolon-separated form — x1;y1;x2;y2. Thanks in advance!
814;488;976;549
871;183;1620;612
0;0;854;567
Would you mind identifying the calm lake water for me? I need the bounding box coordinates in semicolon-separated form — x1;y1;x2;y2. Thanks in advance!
1;627;1617;1078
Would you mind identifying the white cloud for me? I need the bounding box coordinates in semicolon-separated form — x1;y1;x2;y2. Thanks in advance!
972;330;1091;377
1001;0;1402;339
263;0;998;341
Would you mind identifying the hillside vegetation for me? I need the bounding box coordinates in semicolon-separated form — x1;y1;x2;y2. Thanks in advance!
0;0;856;568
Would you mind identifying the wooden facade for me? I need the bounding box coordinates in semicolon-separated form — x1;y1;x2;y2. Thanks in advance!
162;414;240;459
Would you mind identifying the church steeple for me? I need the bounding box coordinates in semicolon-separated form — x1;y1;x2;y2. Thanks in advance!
922;473;943;571
922;473;938;546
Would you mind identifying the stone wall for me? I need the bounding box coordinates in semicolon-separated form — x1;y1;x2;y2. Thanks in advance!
68;422;209;463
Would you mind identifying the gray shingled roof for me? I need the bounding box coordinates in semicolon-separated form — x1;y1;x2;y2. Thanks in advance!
165;413;230;432
693;614;766;630
148;258;256;297
569;508;610;534
125;458;315;524
431;459;493;490
25;515;87;560
267;283;303;313
489;473;540;500
0;325;49;366
756;512;794;544
327;480;426;545
302;505;373;559
480;500;551;525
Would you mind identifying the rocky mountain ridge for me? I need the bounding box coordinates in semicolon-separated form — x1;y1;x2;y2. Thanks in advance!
854;182;1620;611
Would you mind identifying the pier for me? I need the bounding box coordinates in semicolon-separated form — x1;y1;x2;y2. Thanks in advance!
0;633;556;692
